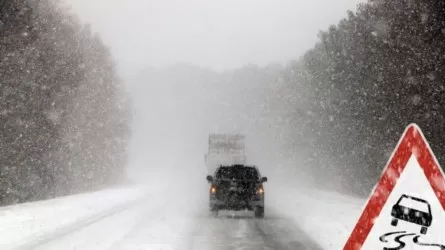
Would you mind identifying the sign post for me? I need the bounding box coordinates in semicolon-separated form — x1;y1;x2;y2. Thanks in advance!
343;124;445;249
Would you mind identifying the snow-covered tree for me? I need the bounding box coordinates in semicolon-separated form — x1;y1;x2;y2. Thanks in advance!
0;0;131;205
292;0;445;195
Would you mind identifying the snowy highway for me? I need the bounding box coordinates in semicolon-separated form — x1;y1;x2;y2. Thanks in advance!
1;182;359;250
34;208;320;250
188;211;321;250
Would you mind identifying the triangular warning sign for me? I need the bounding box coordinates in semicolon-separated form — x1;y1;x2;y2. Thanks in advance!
343;124;445;249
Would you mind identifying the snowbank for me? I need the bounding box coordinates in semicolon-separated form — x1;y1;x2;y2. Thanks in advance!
0;184;155;250
268;186;366;249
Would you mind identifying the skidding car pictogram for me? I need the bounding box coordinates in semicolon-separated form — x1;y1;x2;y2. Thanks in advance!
390;194;432;234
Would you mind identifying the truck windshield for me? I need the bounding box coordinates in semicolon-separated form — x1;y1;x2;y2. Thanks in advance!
216;167;259;180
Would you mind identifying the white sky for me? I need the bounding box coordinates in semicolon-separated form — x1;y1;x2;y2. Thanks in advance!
64;0;361;75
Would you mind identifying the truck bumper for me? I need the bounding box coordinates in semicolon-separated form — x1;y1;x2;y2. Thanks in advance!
210;195;264;211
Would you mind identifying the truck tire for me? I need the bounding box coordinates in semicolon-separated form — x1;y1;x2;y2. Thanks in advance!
254;206;264;218
210;207;219;217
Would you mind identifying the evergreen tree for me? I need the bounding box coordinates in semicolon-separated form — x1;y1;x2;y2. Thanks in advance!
294;0;445;195
0;0;131;205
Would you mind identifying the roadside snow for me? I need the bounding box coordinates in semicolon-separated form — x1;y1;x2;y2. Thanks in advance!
0;185;154;250
269;186;366;249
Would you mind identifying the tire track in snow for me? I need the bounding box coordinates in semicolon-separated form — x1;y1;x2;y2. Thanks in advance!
253;216;322;250
188;209;322;250
14;191;168;250
106;196;181;250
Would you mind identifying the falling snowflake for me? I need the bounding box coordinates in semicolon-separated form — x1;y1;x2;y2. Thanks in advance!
427;71;436;81
46;109;63;125
412;95;421;106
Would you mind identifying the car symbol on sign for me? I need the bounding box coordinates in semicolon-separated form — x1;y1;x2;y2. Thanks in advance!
390;194;432;234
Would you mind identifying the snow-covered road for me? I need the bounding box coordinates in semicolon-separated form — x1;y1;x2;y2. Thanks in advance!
0;182;364;250
29;201;321;250
188;210;322;250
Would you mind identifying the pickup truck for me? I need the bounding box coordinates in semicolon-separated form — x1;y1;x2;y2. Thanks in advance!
206;164;267;218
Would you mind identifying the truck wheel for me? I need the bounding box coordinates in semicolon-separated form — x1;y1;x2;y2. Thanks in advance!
210;207;218;217
421;226;427;234
254;206;264;218
391;218;398;226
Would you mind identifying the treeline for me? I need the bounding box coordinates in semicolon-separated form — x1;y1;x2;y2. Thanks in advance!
289;0;445;195
0;0;131;205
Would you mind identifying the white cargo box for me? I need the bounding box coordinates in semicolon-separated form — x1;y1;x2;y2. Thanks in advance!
205;133;247;175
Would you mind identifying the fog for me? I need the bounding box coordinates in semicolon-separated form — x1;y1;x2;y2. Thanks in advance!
65;0;361;74
62;0;361;190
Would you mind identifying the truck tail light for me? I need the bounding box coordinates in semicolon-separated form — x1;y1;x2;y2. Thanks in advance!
256;184;264;195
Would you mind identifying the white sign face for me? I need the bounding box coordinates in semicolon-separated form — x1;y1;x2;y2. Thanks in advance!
362;155;445;249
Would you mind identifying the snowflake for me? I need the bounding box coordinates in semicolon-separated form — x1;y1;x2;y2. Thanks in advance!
412;95;422;106
427;71;436;81
46;109;62;124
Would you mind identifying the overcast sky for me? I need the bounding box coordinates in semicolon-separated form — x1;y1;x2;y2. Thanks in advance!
64;0;361;75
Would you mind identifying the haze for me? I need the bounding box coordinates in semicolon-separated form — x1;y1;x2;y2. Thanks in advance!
60;0;364;188
65;0;361;75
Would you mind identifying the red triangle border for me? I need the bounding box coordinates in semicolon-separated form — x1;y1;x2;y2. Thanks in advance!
343;123;445;249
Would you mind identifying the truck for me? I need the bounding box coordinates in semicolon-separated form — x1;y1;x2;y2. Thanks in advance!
204;133;247;175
